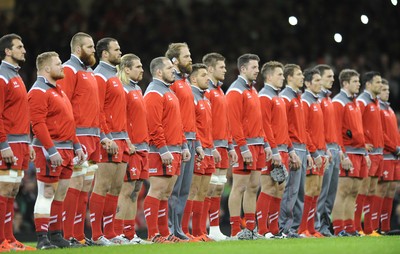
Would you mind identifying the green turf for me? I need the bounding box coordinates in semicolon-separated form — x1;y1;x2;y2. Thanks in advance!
25;236;400;254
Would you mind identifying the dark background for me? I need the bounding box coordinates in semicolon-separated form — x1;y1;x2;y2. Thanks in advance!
1;0;400;239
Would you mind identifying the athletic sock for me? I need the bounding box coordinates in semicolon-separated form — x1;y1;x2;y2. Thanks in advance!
89;192;106;241
5;197;16;242
354;194;366;232
380;197;393;232
143;196;160;238
74;191;88;241
182;200;193;234
158;200;170;237
298;195;313;233
244;213;256;231
256;192;272;235
230;216;242;237
63;188;80;239
103;194;118;239
209;197;221;227
332;219;344;235
123;219;135;240
269;196;281;235
201;198;211;235
49;200;63;232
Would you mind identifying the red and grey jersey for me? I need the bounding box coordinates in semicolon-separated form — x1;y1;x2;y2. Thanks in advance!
0;61;30;150
192;85;213;151
259;84;293;154
94;61;127;141
379;100;400;158
357;91;384;154
170;71;196;140
57;55;100;137
28;76;81;156
280;86;307;146
204;80;233;150
226;76;266;153
144;78;186;155
124;80;149;151
318;89;340;146
302;90;326;158
332;90;366;155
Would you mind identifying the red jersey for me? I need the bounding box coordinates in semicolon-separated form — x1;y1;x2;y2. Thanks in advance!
204;81;232;149
319;89;340;145
302;90;326;156
357;91;384;153
280;86;307;145
226;76;265;153
379;100;400;156
144;78;186;155
28;76;80;155
332;90;366;155
259;84;292;154
192;86;213;149
0;61;30;149
124;80;149;149
170;71;196;139
94;61;127;141
57;55;100;134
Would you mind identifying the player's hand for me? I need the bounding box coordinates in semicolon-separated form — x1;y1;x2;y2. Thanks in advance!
212;149;221;164
1;147;15;164
272;153;282;167
289;152;300;170
341;156;353;171
242;150;253;165
365;144;373;152
314;156;323;169
365;155;371;170
108;140;119;155
29;146;36;161
75;149;85;165
265;147;272;162
182;149;191;162
307;155;314;169
161;151;173;165
49;152;63;167
229;150;238;165
196;147;205;162
128;144;136;155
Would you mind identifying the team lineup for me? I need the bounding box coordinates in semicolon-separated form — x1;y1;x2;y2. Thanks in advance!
0;32;398;251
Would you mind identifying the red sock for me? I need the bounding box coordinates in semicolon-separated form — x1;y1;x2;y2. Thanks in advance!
209;197;221;227
269;197;281;235
363;195;374;234
332;219;344;235
103;194;118;239
143;195;160;238
114;219;124;236
0;196;7;242
372;195;383;231
158;200;170;237
255;192;272;235
5;197;16;242
244;213;256;231
307;196;318;234
192;200;204;236
34;217;50;233
354;194;366;232
380;197;393;232
201;197;211;234
123;219;135;240
49;200;64;232
74;191;88;241
89;192;106;241
344;219;354;233
230;216;242;236
63;188;80;239
298;195;313;233
182;200;193;234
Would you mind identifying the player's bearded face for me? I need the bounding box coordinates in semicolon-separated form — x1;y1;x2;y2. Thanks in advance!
178;62;192;74
81;48;96;67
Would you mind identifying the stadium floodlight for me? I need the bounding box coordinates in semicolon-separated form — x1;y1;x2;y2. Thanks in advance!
334;33;342;43
391;0;397;6
288;16;298;26
361;15;369;24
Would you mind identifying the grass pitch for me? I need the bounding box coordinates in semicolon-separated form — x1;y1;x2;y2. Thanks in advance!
27;236;400;254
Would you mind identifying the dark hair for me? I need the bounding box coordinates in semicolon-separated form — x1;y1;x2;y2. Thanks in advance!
189;63;207;80
202;53;225;68
237;53;260;70
314;64;332;76
96;37;117;59
0;33;22;59
283;64;301;82
260;61;284;81
361;71;381;86
382;78;388;85
303;68;320;83
338;69;359;87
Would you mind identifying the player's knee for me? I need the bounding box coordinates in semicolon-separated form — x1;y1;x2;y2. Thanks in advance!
34;181;55;214
215;185;224;196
